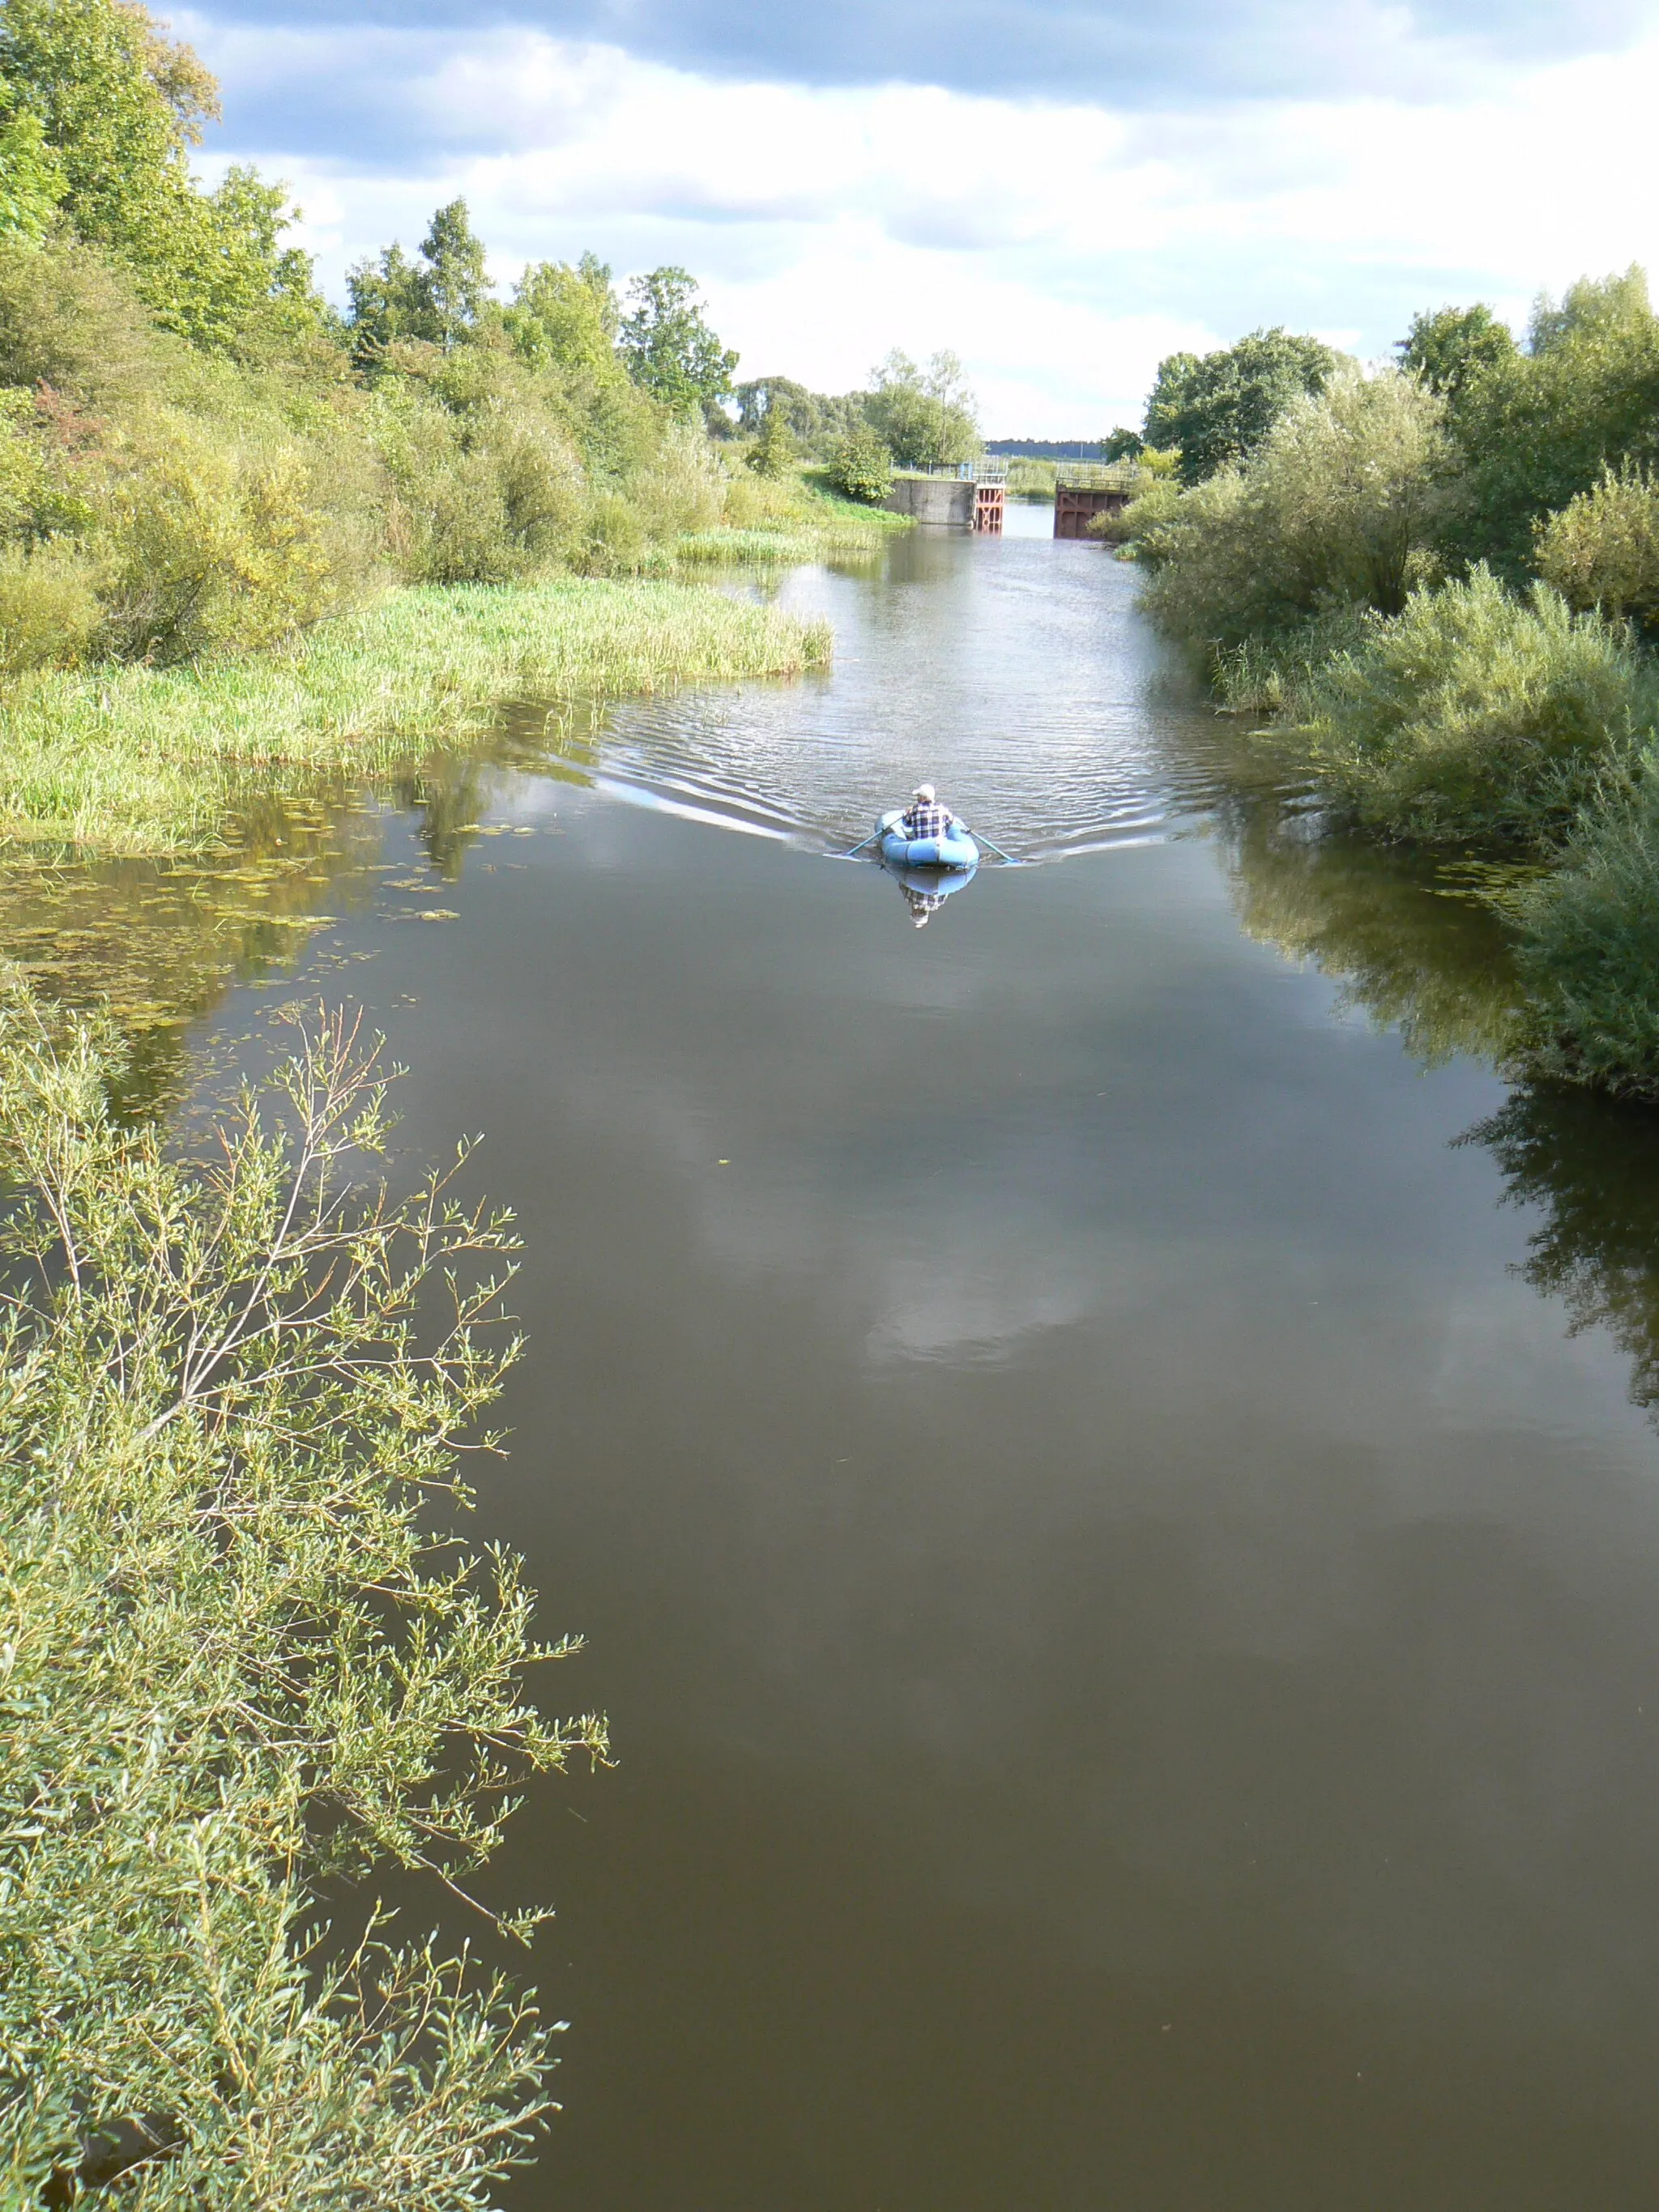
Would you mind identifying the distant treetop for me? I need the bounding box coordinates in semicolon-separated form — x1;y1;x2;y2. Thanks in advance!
1144;329;1338;484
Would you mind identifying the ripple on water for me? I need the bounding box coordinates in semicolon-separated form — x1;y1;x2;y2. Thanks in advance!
582;538;1296;862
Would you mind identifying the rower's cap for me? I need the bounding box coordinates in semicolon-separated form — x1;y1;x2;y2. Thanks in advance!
913;782;935;803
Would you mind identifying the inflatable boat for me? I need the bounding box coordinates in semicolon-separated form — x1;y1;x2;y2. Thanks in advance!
876;808;981;871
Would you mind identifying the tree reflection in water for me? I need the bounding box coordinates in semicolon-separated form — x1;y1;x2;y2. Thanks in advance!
1463;1083;1659;1417
0;700;602;1116
1213;776;1659;1421
1213;787;1526;1068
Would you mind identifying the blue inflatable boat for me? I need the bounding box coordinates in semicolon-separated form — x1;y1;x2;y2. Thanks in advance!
876;808;981;872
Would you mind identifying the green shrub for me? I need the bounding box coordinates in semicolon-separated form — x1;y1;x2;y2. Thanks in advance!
1507;759;1659;1096
746;404;797;479
620;417;724;545
581;490;646;573
0;231;166;404
0;997;605;2200
1300;567;1659;846
365;373;591;586
720;465;802;529
98;424;337;660
1086;478;1181;550
1142;369;1454;654
0;539;101;671
1210;607;1375;719
825;423;892;505
1535;464;1659;630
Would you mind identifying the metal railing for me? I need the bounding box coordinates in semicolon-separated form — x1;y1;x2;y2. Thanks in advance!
1052;462;1143;491
898;458;1010;485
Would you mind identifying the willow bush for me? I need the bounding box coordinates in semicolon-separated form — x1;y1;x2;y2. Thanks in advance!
1298;567;1659;846
1506;761;1659;1096
0;995;607;2201
1141;369;1455;656
1534;464;1659;633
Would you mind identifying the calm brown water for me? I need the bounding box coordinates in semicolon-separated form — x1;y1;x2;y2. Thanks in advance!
72;514;1659;2205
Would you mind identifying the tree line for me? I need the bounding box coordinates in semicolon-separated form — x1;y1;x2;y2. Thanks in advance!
0;0;984;693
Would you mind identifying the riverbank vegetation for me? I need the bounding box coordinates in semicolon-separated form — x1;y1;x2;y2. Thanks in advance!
0;577;831;853
0;0;867;2190
0;0;903;867
0;995;603;2201
1124;277;1659;1100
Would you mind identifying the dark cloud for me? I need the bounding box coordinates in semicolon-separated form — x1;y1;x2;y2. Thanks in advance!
193;0;1649;118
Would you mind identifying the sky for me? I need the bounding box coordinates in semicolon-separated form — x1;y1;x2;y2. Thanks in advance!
175;0;1659;436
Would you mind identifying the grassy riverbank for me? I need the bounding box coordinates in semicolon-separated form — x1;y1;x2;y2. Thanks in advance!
0;577;832;855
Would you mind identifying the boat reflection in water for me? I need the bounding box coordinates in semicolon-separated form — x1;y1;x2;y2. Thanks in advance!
878;852;979;927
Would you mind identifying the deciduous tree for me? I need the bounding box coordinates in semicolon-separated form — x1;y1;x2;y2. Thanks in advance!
1145;329;1337;484
862;348;979;469
618;266;736;414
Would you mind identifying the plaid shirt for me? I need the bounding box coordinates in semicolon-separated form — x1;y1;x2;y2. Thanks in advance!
902;800;954;841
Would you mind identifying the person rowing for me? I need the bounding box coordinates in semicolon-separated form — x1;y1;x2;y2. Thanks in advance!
901;782;955;842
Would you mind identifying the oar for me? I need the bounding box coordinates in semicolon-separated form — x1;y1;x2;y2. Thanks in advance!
970;830;1020;864
841;829;882;859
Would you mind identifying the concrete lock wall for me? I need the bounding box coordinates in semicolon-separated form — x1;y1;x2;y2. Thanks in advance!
885;477;975;528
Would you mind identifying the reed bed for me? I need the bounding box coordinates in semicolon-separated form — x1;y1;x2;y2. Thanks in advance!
676;528;830;565
677;502;905;567
0;578;832;855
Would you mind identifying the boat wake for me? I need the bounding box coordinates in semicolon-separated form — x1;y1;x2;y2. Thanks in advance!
539;543;1298;866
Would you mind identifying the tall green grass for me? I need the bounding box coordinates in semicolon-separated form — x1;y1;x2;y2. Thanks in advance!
0;578;832;855
676;527;868;565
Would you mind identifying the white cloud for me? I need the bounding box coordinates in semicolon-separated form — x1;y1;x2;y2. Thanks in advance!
189;19;1659;433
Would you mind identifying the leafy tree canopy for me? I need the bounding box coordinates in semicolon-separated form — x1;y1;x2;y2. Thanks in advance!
347;198;493;361
1530;266;1652;355
1102;424;1144;461
1444;266;1659;577
733;375;867;454
0;0;316;352
735;373;811;437
0;95;66;241
617;265;736;413
1141;352;1200;450
1397;304;1516;407
505;252;622;383
1145;329;1337;484
420;196;491;352
862;348;979;469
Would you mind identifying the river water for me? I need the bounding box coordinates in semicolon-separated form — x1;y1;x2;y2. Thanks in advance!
71;511;1659;2204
